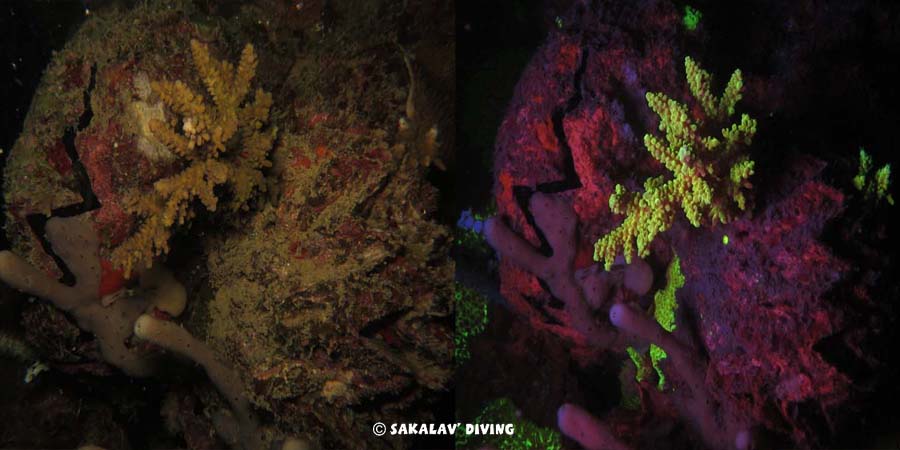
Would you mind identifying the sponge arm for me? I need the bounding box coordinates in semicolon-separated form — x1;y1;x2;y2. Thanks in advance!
609;303;751;450
0;250;81;311
133;314;264;450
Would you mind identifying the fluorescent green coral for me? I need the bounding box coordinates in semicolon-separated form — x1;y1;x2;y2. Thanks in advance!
649;344;668;391
626;254;684;391
627;346;652;383
653;254;684;333
686;56;743;121
456;398;562;450
854;148;894;205
594;57;756;270
454;284;489;366
853;148;872;191
683;5;702;31
650;254;684;390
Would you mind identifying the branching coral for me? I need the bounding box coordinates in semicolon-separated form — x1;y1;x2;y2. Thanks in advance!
594;57;756;270
853;147;893;205
112;39;276;276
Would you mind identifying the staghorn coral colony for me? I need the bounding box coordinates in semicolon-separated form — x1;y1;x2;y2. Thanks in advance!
593;57;756;271
112;39;276;277
0;0;453;449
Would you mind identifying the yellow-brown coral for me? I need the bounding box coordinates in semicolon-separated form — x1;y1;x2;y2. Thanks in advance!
112;39;276;276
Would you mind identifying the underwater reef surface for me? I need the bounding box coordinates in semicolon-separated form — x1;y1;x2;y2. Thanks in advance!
0;0;454;449
479;0;898;449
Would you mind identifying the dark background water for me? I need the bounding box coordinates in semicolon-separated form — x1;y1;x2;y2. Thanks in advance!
0;0;87;249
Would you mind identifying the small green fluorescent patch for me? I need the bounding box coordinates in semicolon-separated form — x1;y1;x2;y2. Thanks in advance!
653;255;684;334
627;346;652;382
854;147;894;205
650;344;668;391
722;234;729;245
454;284;489;366
683;5;702;31
456;398;562;450
626;254;684;390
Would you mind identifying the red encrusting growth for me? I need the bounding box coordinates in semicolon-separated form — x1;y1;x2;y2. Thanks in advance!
98;258;127;296
45;140;73;176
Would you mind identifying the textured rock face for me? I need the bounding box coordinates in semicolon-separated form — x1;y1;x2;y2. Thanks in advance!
2;1;453;448
673;157;850;444
492;0;684;352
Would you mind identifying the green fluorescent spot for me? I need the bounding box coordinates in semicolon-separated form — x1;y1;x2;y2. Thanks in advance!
454;284;489;366
722;234;729;245
648;255;684;389
855;148;894;205
853;148;871;191
456;398;563;450
650;344;668;391
623;253;685;392
683;5;702;31
627;346;652;382
653;254;684;333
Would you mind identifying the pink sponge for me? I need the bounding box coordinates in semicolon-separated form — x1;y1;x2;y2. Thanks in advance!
557;403;629;450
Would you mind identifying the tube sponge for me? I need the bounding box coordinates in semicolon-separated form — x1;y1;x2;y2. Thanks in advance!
557;403;630;450
609;303;751;450
139;266;187;317
134;314;265;450
0;214;156;377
